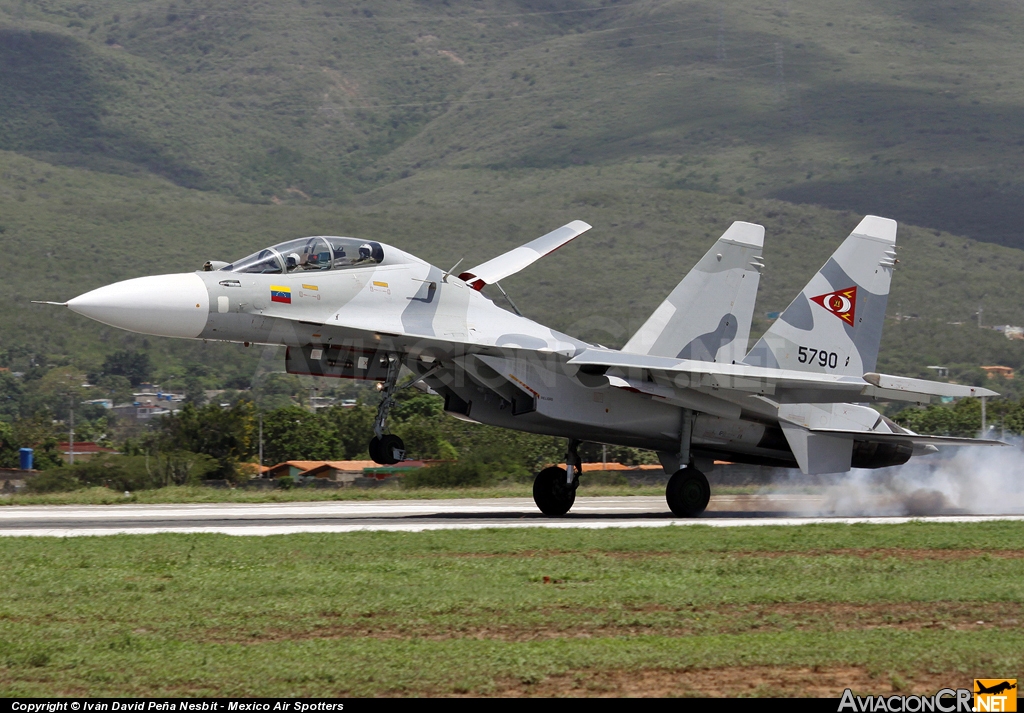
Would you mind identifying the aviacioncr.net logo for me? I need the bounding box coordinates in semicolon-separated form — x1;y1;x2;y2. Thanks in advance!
839;688;973;712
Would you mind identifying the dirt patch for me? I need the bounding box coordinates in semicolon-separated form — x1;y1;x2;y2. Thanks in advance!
438;50;465;64
724;548;1024;561
489;665;969;697
416;547;1024;561
200;601;1022;644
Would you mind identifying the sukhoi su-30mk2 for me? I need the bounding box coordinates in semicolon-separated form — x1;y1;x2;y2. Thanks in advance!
51;216;1002;516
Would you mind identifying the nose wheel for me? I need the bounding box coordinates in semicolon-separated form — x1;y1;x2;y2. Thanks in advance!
369;434;405;466
666;467;710;517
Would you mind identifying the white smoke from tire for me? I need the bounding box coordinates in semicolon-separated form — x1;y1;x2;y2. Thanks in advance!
806;440;1024;517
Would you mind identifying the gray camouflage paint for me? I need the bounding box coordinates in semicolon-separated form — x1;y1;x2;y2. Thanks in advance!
743;216;896;377
622;221;764;364
68;215;992;479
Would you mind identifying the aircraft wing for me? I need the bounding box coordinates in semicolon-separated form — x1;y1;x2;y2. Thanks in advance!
458;220;592;290
568;348;998;404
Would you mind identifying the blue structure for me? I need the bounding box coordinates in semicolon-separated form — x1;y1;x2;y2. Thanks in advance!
18;448;33;470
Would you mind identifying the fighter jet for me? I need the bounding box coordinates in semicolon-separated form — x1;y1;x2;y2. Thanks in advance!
49;216;1001;516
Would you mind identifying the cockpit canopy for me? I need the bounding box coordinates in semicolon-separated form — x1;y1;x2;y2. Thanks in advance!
221;236;384;274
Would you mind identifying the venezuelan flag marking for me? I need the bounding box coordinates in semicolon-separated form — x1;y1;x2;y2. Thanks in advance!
270;285;291;304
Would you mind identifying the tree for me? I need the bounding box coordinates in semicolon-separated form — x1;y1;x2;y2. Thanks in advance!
96;374;134;406
324;402;376;459
183;376;207;406
1;415;64;470
261;406;342;464
895;398;983;437
157;400;257;479
29;366;87;420
0;421;18;468
0;371;24;420
101;351;153;387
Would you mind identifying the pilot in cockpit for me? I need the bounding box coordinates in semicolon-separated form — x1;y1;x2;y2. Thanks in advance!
354;243;374;264
223;236;383;274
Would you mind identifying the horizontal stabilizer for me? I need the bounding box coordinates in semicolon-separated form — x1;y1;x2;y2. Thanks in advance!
459;220;592;290
802;428;1008;448
567;348;999;404
779;420;1005;475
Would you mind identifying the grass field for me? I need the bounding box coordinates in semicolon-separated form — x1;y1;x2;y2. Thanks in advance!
1;522;1021;697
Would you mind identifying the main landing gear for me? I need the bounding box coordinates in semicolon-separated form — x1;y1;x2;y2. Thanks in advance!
368;354;405;465
663;407;710;517
532;439;581;516
666;466;710;517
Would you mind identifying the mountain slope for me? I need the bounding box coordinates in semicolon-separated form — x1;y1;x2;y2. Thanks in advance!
3;0;1024;247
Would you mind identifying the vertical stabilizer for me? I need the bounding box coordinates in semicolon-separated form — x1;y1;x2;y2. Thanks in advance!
743;215;897;376
623;221;764;363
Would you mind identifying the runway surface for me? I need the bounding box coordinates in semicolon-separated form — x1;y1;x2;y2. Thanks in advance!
1;494;1023;536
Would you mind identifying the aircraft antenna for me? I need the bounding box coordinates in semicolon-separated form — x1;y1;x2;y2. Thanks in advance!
495;281;524;317
442;258;464;283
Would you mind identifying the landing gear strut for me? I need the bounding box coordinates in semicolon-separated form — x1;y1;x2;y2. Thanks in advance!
664;407;710;517
368;353;405;465
532;439;581;516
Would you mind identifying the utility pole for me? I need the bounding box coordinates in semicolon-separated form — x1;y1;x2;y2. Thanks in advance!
978;305;983;329
258;412;264;471
68;394;75;465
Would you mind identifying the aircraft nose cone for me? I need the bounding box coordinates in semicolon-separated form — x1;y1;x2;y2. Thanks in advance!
68;273;210;338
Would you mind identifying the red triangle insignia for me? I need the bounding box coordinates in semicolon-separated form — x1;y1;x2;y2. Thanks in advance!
810;286;857;325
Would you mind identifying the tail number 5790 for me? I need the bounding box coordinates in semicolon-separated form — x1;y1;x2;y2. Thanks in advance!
797;346;840;369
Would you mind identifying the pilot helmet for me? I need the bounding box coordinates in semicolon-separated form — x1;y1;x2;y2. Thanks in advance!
285;252;300;269
358;244;373;261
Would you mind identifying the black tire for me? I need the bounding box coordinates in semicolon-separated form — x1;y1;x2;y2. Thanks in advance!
378;434;405;465
533;466;576;516
368;436;385;465
666;467;710;517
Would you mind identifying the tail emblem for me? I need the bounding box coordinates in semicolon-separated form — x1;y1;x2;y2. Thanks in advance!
811;286;857;325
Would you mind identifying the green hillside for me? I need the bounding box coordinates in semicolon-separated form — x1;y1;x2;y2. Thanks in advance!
1;0;1024;394
3;150;1024;384
5;0;1024;245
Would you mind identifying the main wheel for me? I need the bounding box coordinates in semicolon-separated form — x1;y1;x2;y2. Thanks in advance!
533;466;576;516
666;467;710;517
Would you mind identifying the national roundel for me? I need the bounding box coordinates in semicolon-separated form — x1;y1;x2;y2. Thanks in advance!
810;286;857;325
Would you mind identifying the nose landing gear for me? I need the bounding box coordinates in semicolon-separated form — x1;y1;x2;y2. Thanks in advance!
368;353;405;465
